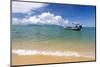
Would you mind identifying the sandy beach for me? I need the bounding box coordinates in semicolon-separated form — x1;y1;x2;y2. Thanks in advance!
12;24;96;66
12;53;95;66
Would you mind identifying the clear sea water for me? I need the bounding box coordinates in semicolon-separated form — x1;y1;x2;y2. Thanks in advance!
12;25;95;41
12;25;96;57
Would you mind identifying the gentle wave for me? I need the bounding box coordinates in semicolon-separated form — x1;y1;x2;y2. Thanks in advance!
13;49;81;57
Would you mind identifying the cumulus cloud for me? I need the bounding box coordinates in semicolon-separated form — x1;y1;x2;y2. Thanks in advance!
12;12;69;27
12;1;48;13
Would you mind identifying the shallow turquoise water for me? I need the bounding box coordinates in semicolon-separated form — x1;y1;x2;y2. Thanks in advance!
12;25;96;57
12;25;95;43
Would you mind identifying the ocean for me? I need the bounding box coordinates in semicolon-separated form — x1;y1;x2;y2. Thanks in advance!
12;25;95;58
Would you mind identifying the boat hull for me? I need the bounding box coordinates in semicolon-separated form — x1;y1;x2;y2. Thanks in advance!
64;27;81;31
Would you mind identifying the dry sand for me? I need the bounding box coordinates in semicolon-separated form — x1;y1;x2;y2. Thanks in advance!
12;54;95;66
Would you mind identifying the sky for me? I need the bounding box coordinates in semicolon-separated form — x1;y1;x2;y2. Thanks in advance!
12;1;96;27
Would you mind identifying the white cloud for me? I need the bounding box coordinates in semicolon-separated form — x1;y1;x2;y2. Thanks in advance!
12;12;69;27
12;1;48;13
12;18;20;25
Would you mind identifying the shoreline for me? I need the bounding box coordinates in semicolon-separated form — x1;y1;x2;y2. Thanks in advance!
12;53;95;66
12;48;95;65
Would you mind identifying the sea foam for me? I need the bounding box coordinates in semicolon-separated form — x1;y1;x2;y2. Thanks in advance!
12;49;80;57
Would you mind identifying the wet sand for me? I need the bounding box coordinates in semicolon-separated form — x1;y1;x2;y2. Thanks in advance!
12;41;95;66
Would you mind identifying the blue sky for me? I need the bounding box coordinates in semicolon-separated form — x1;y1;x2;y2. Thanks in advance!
12;1;96;27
